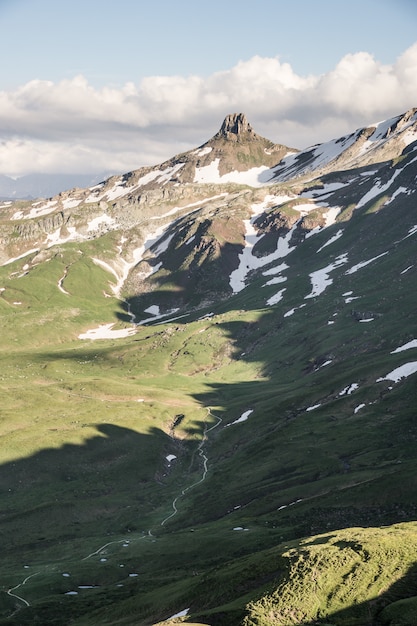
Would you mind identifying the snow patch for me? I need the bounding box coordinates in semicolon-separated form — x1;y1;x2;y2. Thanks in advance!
262;262;289;277
346;252;388;275
345;294;361;304
339;383;359;396
151;231;175;256
93;222;178;299
229;195;293;293
194;158;272;187
384;186;411;205
227;410;254;427
402;127;417;146
377;362;417;383
266;288;286;306
105;183;138;201
305;254;348;299
401;224;417;241
292;202;317;214
62;198;82;209
87;214;115;231
46;226;84;247
325;207;341;226
1;248;39;267
167;608;190;620
144;305;160;317
356;168;402;209
150;194;227;221
303;181;348;199
138;307;180;326
193;146;213;156
78;323;136;340
306;404;321;411
12;200;58;220
317;229;344;253
263;275;287;287
284;303;306;318
310;134;360;168
391;339;417;353
318;360;332;369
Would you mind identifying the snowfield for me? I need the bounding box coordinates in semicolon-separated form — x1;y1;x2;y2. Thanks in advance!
194;158;273;187
229;195;293;293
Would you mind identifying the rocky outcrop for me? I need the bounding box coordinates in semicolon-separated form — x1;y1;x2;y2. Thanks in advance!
217;113;256;141
13;211;69;240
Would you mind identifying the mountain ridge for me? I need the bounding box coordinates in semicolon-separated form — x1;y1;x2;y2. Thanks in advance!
0;171;118;201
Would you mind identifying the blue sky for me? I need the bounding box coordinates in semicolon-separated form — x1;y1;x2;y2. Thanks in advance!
2;0;417;87
1;0;417;175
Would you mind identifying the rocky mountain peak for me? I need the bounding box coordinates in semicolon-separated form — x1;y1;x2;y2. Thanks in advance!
220;113;252;135
216;112;256;141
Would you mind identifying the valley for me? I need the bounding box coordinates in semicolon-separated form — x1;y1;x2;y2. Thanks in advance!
0;110;416;625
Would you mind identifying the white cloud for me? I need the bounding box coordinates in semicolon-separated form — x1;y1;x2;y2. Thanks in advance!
1;44;417;176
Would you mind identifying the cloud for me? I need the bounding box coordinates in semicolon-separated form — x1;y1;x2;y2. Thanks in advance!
1;44;417;176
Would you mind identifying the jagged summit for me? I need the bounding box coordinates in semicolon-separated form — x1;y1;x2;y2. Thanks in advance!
185;112;294;178
217;112;255;140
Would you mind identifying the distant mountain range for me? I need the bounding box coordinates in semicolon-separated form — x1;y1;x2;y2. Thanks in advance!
0;171;118;200
0;108;417;626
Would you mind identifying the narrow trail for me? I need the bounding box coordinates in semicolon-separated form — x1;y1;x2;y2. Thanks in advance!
3;407;222;615
160;408;222;527
82;539;130;561
57;260;78;295
7;572;39;611
57;266;70;294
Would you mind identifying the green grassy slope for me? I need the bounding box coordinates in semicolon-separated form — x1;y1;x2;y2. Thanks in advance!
0;160;416;625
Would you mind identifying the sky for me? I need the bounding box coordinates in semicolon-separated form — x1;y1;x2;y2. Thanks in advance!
1;0;417;177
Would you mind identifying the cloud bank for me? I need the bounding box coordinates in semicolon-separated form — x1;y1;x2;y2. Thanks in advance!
1;44;417;176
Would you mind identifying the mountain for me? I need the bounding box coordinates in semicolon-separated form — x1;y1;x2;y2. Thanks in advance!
0;109;416;626
0;172;118;201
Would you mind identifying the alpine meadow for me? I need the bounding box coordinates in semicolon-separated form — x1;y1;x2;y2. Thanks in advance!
0;109;417;626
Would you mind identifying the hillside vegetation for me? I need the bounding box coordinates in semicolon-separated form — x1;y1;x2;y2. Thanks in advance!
0;111;416;625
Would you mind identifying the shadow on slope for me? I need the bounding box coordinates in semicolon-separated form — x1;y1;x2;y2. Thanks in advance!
111;188;417;537
325;560;417;626
1;423;181;555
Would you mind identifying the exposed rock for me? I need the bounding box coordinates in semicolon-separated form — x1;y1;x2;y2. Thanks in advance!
13;211;69;240
217;113;255;141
